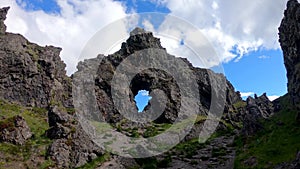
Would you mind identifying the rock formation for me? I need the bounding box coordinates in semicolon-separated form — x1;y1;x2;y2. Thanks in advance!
0;7;9;34
279;0;300;107
0;5;282;168
241;93;274;136
0;115;32;145
46;106;105;168
0;7;72;108
87;27;242;125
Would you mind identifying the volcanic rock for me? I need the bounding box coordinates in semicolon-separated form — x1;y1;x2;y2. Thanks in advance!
0;115;32;145
0;7;72;108
279;0;300;107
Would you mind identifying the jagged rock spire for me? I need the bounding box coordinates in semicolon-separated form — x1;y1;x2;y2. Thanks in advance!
119;27;165;55
279;0;300;106
0;7;9;34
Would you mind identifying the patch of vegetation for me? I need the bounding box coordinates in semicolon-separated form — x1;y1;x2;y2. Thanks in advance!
233;101;247;109
26;45;39;62
144;123;172;138
0;100;54;168
212;147;227;157
234;94;300;168
0;116;16;132
174;138;206;158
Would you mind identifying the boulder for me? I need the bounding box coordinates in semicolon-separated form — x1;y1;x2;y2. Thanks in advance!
46;106;105;168
0;115;32;145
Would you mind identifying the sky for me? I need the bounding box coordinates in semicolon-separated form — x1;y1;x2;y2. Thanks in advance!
0;0;289;107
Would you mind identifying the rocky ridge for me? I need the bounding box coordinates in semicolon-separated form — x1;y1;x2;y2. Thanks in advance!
0;8;72;108
0;5;285;169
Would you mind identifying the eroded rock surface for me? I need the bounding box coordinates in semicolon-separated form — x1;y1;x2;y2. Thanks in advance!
0;7;72;108
279;0;300;107
0;115;32;145
46;106;105;168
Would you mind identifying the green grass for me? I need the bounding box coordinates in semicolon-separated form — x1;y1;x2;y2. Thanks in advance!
234;94;300;168
233;101;247;109
0;100;54;168
174;138;206;158
26;44;39;62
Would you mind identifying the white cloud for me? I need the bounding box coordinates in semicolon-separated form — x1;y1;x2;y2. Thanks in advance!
0;0;129;75
154;0;288;63
240;92;280;101
240;92;254;98
0;0;289;75
268;95;280;101
258;55;270;59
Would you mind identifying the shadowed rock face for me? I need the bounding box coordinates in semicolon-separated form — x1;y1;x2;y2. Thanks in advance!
0;7;9;34
279;0;300;106
0;7;72;108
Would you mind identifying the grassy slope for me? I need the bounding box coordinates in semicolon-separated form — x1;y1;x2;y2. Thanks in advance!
0;100;54;169
234;94;300;168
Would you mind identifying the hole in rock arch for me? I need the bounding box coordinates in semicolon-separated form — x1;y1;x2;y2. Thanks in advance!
134;90;152;112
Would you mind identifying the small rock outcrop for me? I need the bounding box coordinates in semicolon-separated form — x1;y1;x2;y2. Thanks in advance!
46;106;105;168
241;93;274;136
0;115;32;145
0;7;9;34
279;0;300;107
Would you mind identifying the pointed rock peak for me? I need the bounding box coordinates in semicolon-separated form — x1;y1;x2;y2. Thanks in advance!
0;7;9;34
120;27;165;55
130;27;150;36
279;0;300;106
287;0;299;8
0;7;9;20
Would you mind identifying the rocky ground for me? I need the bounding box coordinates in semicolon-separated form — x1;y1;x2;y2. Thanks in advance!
0;0;299;168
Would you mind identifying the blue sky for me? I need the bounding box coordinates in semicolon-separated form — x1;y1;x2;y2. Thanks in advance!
2;0;288;104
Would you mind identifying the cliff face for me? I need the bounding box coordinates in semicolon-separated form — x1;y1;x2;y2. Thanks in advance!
0;7;72;108
279;0;300;106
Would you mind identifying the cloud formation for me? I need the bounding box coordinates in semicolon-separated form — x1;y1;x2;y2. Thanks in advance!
155;0;288;62
240;92;255;98
267;95;280;101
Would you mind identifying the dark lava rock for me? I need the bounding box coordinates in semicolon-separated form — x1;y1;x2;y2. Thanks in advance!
46;106;105;168
0;115;32;145
71;27;242;167
0;7;72;108
78;27;242;125
279;0;300;107
0;7;9;34
241;93;274;136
